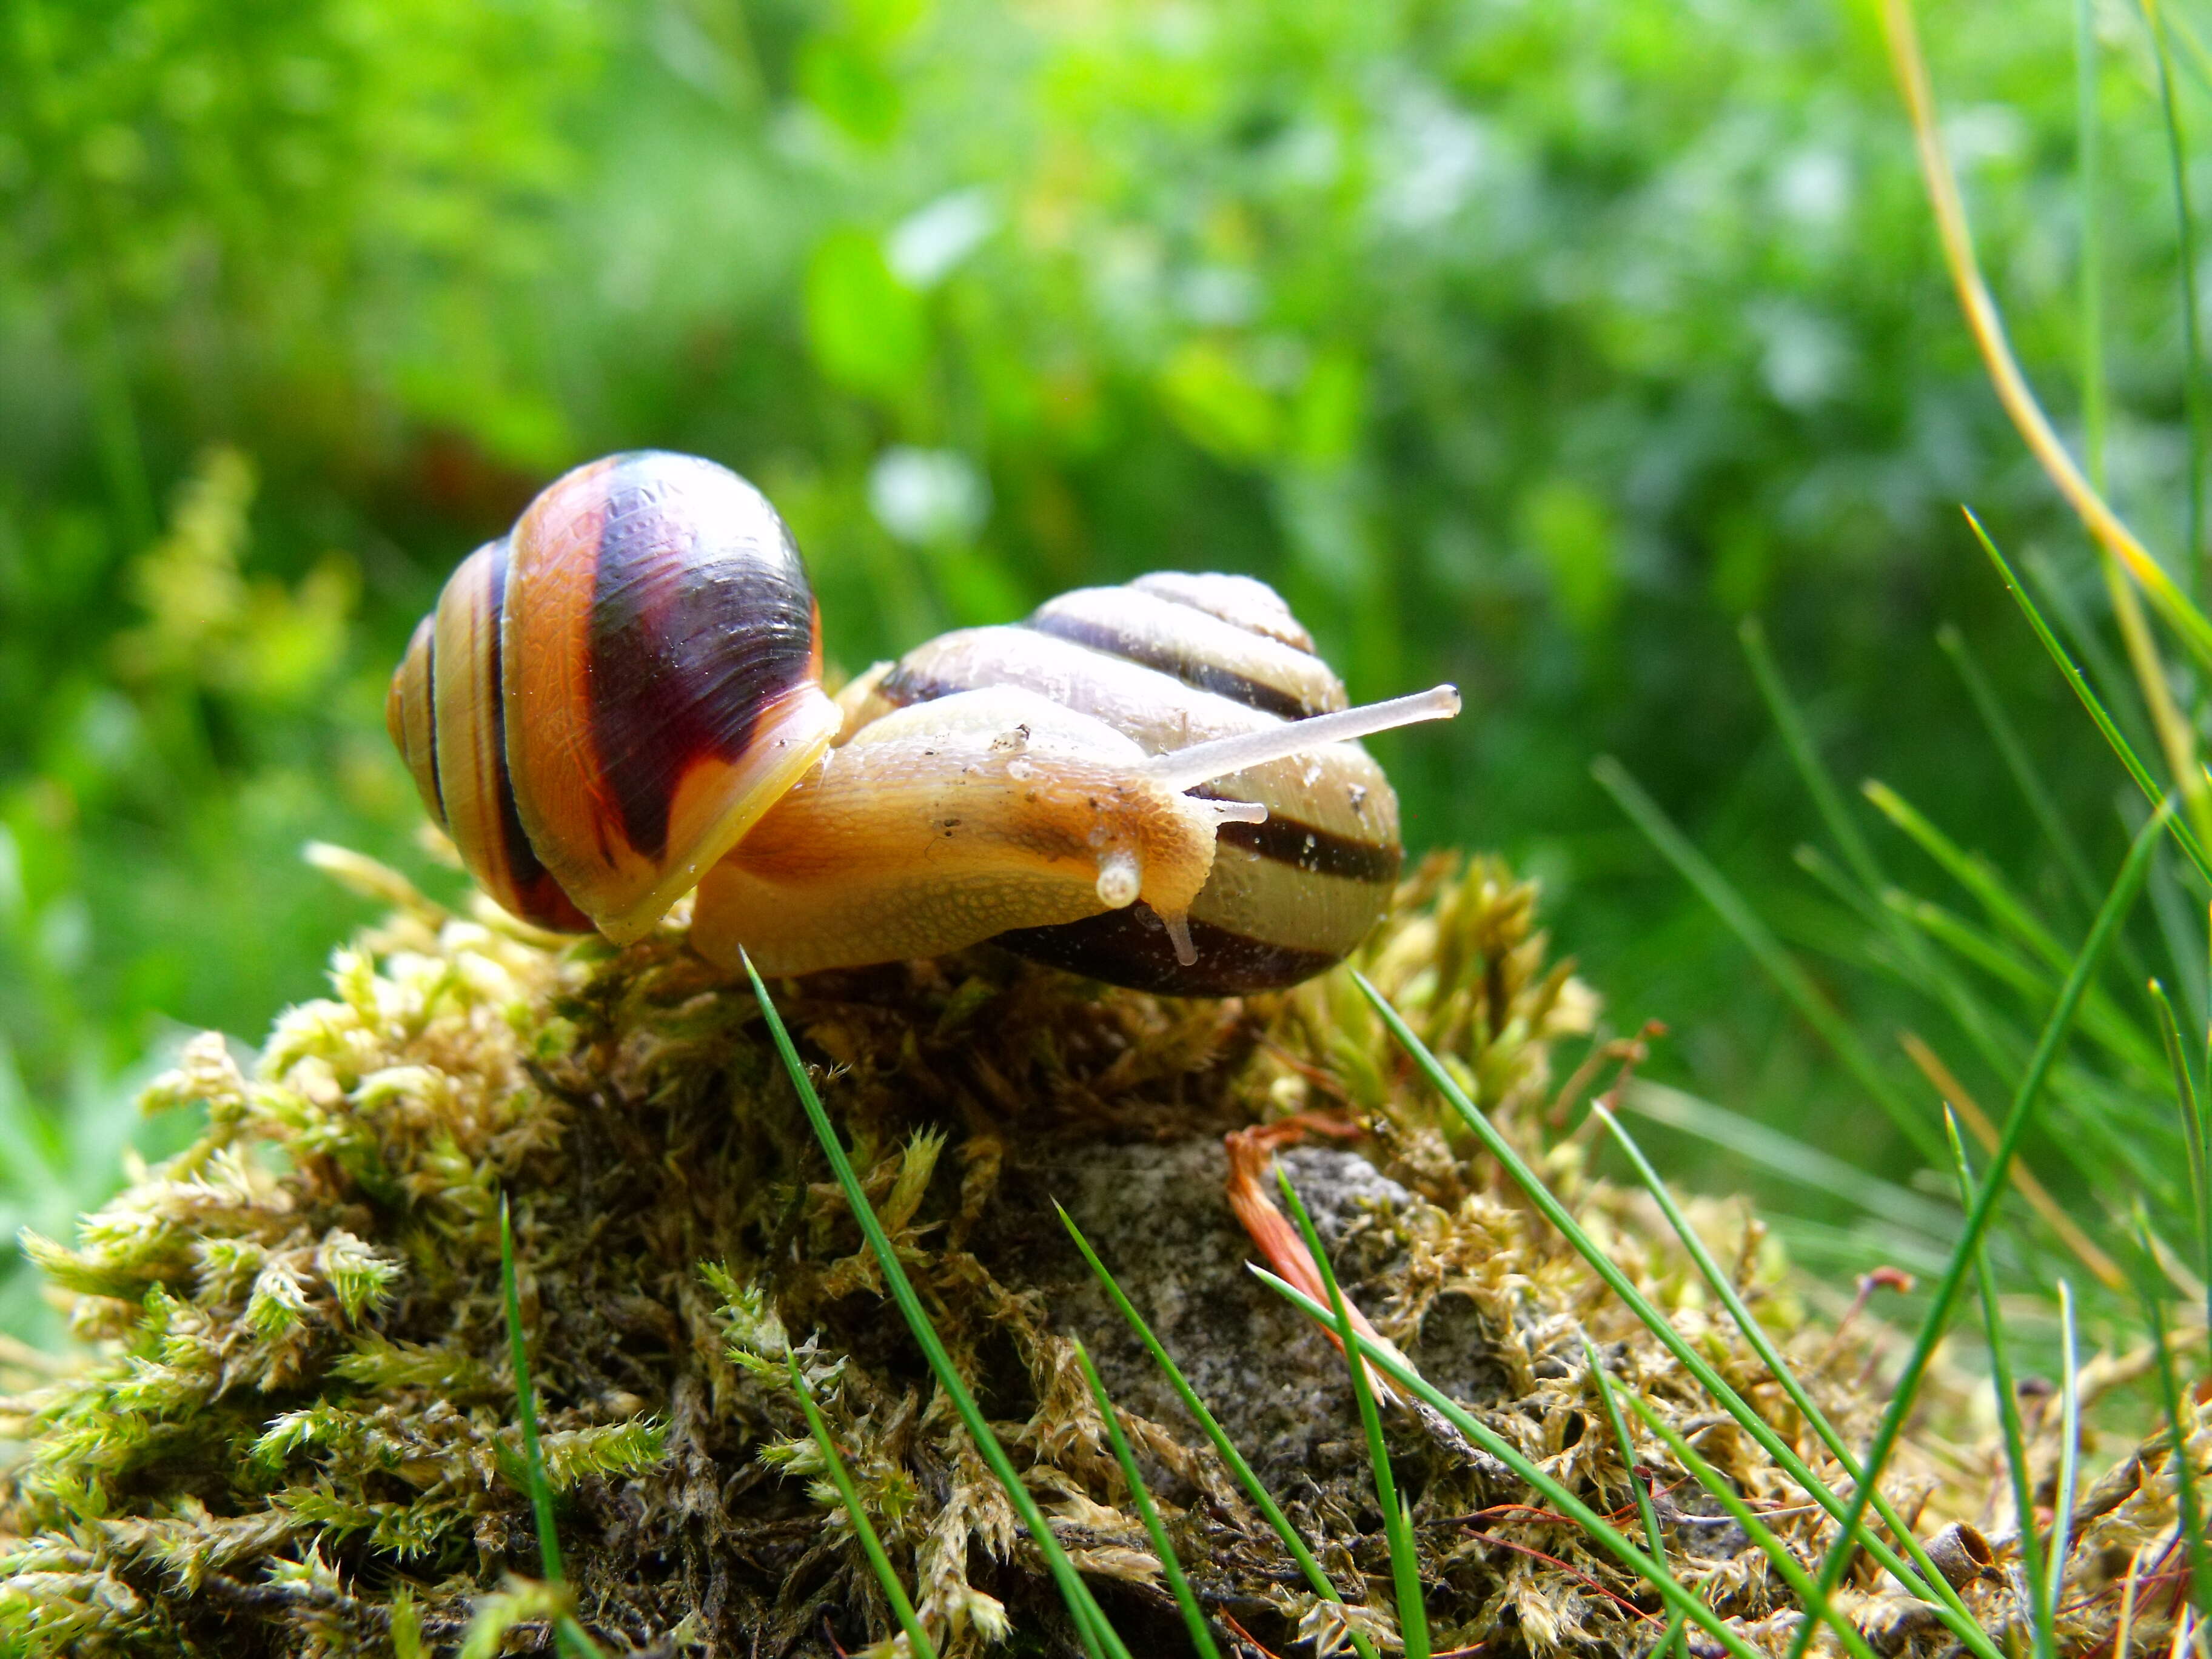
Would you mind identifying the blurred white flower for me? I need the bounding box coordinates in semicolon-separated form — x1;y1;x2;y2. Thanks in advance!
1374;84;1490;230
1944;104;2026;170
1772;147;1851;227
1179;265;1262;326
1751;301;1851;411
868;447;991;545
888;189;996;287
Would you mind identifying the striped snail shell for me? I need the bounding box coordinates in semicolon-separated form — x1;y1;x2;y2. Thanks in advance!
837;572;1404;994
384;452;844;943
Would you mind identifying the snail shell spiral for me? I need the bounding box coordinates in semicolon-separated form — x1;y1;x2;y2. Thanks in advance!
843;572;1404;993
385;452;843;942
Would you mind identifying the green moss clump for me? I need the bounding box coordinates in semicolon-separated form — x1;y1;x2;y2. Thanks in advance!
0;853;2187;1658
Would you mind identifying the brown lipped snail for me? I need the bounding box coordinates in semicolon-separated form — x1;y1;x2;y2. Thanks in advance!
387;450;1459;994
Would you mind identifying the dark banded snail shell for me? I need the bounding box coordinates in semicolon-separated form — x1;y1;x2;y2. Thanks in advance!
384;452;844;943
842;572;1403;994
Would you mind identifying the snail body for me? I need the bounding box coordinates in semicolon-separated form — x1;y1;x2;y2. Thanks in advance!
389;451;1456;993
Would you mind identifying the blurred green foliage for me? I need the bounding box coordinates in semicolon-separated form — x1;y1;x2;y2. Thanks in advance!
1;0;2204;1231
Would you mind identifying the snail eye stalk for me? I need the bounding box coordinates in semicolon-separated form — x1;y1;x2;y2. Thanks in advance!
1144;686;1462;793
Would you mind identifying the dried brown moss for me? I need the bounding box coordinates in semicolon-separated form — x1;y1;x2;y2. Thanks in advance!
0;853;2199;1658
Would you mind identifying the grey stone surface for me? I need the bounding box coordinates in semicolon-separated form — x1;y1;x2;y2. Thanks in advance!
995;1136;1507;1493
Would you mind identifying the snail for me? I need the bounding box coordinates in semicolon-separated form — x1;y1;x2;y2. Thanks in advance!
387;451;1458;994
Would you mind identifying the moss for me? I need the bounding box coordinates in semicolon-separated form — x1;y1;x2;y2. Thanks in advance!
0;853;2195;1657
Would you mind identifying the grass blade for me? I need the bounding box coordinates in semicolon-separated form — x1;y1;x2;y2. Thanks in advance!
2099;552;2212;868
1583;1342;1683;1659
2151;977;2212;1349
1276;1171;1427;1659
1581;1341;1665;1564
1617;1387;1885;1659
1352;974;2002;1656
2046;1281;2082;1635
1246;1264;1766;1659
2137;1210;2212;1614
1862;780;2076;976
741;952;1130;1659
1589;1098;1991;1620
1944;1114;2051;1659
1785;802;2163;1659
1877;880;2156;1078
2145;851;2207;1034
787;1352;940;1659
2144;0;2207;600
2079;0;2108;493
1883;890;2050;997
1591;754;1946;1164
1795;847;2043;1123
1743;623;2064;1098
1740;616;1887;896
1885;0;2212;857
1070;1339;1221;1659
1054;1201;1381;1659
1937;621;2103;916
1618;1077;1954;1238
501;1196;563;1586
1878;0;2212;675
2025;548;2162;764
500;1196;600;1659
1898;1033;2127;1290
1966;513;2212;885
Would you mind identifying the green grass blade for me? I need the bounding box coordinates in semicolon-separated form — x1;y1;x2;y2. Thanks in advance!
500;1196;600;1659
501;1196;565;1586
1792;843;1896;934
1276;1170;1427;1659
1883;890;2049;996
1939;624;2102;916
2145;0;2207;599
1786;803;2162;1659
1350;974;2000;1656
1862;780;2074;974
1054;1202;1381;1659
1882;888;2156;1075
1969;513;2212;883
1581;1341;1664;1563
1943;1114;2051;1659
1589;1101;1979;1620
1591;755;1946;1164
2150;977;2212;1348
1741;626;2054;1086
741;952;1130;1659
2167;3;2212;100
787;1352;940;1659
1740;616;1888;895
1245;1264;1766;1659
1617;1388;1885;1659
2079;0;2108;493
2046;1281;2082;1635
2145;852;2207;1033
1582;1341;1681;1659
1070;1339;1222;1659
1794;846;2039;1095
2136;1210;2212;1614
2023;548;2162;763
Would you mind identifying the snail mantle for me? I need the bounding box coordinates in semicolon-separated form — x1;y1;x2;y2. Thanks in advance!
0;853;2106;1659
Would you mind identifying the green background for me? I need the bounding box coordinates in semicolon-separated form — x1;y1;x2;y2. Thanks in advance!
0;0;2197;1312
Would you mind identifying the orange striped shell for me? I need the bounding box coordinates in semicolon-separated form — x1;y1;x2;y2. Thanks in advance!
385;452;843;942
